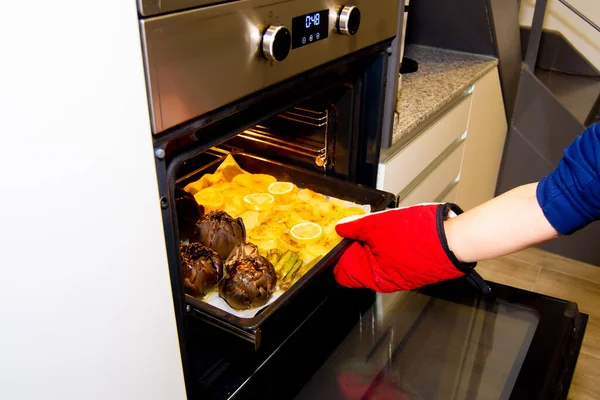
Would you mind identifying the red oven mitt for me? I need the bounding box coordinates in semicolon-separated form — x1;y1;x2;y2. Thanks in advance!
334;203;490;293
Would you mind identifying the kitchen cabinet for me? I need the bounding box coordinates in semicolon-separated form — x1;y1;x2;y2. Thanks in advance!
378;95;471;198
377;67;507;209
398;141;465;206
454;68;508;210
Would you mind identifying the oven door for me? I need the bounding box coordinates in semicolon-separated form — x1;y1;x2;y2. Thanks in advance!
200;278;586;399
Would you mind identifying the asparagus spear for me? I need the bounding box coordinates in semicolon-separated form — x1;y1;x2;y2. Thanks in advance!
292;256;323;284
279;251;299;279
280;259;305;290
274;250;294;273
283;258;304;281
266;249;280;266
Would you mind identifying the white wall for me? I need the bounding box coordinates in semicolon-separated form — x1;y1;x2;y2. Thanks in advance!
520;0;600;70
0;1;187;399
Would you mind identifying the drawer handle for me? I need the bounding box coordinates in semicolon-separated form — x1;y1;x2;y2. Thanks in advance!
397;133;466;202
434;175;460;203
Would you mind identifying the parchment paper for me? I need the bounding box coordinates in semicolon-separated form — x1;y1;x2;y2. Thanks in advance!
201;195;370;318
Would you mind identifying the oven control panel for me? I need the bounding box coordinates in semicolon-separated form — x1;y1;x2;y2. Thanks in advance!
262;26;292;62
337;6;361;36
263;6;361;61
291;10;329;50
140;0;398;134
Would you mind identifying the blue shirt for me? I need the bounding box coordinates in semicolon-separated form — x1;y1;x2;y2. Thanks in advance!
537;122;600;235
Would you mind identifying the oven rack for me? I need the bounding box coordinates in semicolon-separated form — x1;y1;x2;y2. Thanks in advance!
277;106;328;128
237;105;334;170
238;126;321;159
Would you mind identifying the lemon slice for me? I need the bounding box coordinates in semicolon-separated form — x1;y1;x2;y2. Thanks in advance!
268;182;298;204
243;193;275;211
268;182;295;195
290;222;323;244
194;187;224;211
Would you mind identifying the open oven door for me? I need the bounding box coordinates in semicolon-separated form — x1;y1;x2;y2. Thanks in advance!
196;278;586;399
285;279;587;400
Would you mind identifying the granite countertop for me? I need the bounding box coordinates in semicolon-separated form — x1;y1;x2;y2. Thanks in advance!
389;45;499;149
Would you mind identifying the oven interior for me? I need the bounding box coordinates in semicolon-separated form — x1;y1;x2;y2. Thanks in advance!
163;57;378;180
221;86;355;180
153;42;395;398
167;89;395;343
176;92;349;182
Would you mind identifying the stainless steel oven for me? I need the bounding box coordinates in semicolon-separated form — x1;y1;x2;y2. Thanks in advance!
138;1;587;398
139;0;399;397
139;0;395;136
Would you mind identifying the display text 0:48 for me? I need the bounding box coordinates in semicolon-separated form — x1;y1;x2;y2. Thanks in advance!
305;13;320;28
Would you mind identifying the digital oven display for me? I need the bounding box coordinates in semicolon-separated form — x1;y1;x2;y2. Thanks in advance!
292;10;329;49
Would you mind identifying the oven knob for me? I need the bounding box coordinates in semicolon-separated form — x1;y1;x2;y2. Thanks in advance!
262;25;292;62
337;6;361;36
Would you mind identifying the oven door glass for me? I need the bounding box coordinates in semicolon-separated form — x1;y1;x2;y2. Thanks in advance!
210;279;586;399
295;292;539;400
287;279;587;400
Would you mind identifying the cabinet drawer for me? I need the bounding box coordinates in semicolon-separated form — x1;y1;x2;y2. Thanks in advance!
398;142;465;206
379;96;472;196
438;181;459;204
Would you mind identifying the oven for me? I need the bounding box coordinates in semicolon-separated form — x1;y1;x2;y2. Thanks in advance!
138;1;587;399
139;0;399;397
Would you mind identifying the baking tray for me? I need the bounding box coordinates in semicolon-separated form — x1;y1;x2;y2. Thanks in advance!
172;151;395;348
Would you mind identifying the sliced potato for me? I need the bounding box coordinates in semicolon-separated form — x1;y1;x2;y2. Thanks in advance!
285;212;310;229
329;199;346;209
322;222;339;241
297;188;327;203
194;187;224;212
305;243;330;258
224;192;251;211
249;226;277;242
314;202;335;220
298;249;315;263
209;181;232;192
222;204;243;218
233;173;276;192
251;239;279;251
343;206;367;218
291;201;312;213
278;233;304;252
254;173;278;188
239;210;260;231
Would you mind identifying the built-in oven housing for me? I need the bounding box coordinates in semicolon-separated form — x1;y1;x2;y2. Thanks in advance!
139;0;400;396
137;1;589;398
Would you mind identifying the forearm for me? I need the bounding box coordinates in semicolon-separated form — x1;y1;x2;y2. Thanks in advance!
444;183;560;263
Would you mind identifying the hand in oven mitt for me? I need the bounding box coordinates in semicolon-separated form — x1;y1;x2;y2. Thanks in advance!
334;203;490;293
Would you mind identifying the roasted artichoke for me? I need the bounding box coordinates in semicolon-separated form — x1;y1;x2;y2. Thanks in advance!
175;187;203;241
219;243;277;310
195;211;246;260
181;242;223;298
225;242;260;265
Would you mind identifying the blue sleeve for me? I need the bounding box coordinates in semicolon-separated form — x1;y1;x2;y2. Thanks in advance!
536;122;600;235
